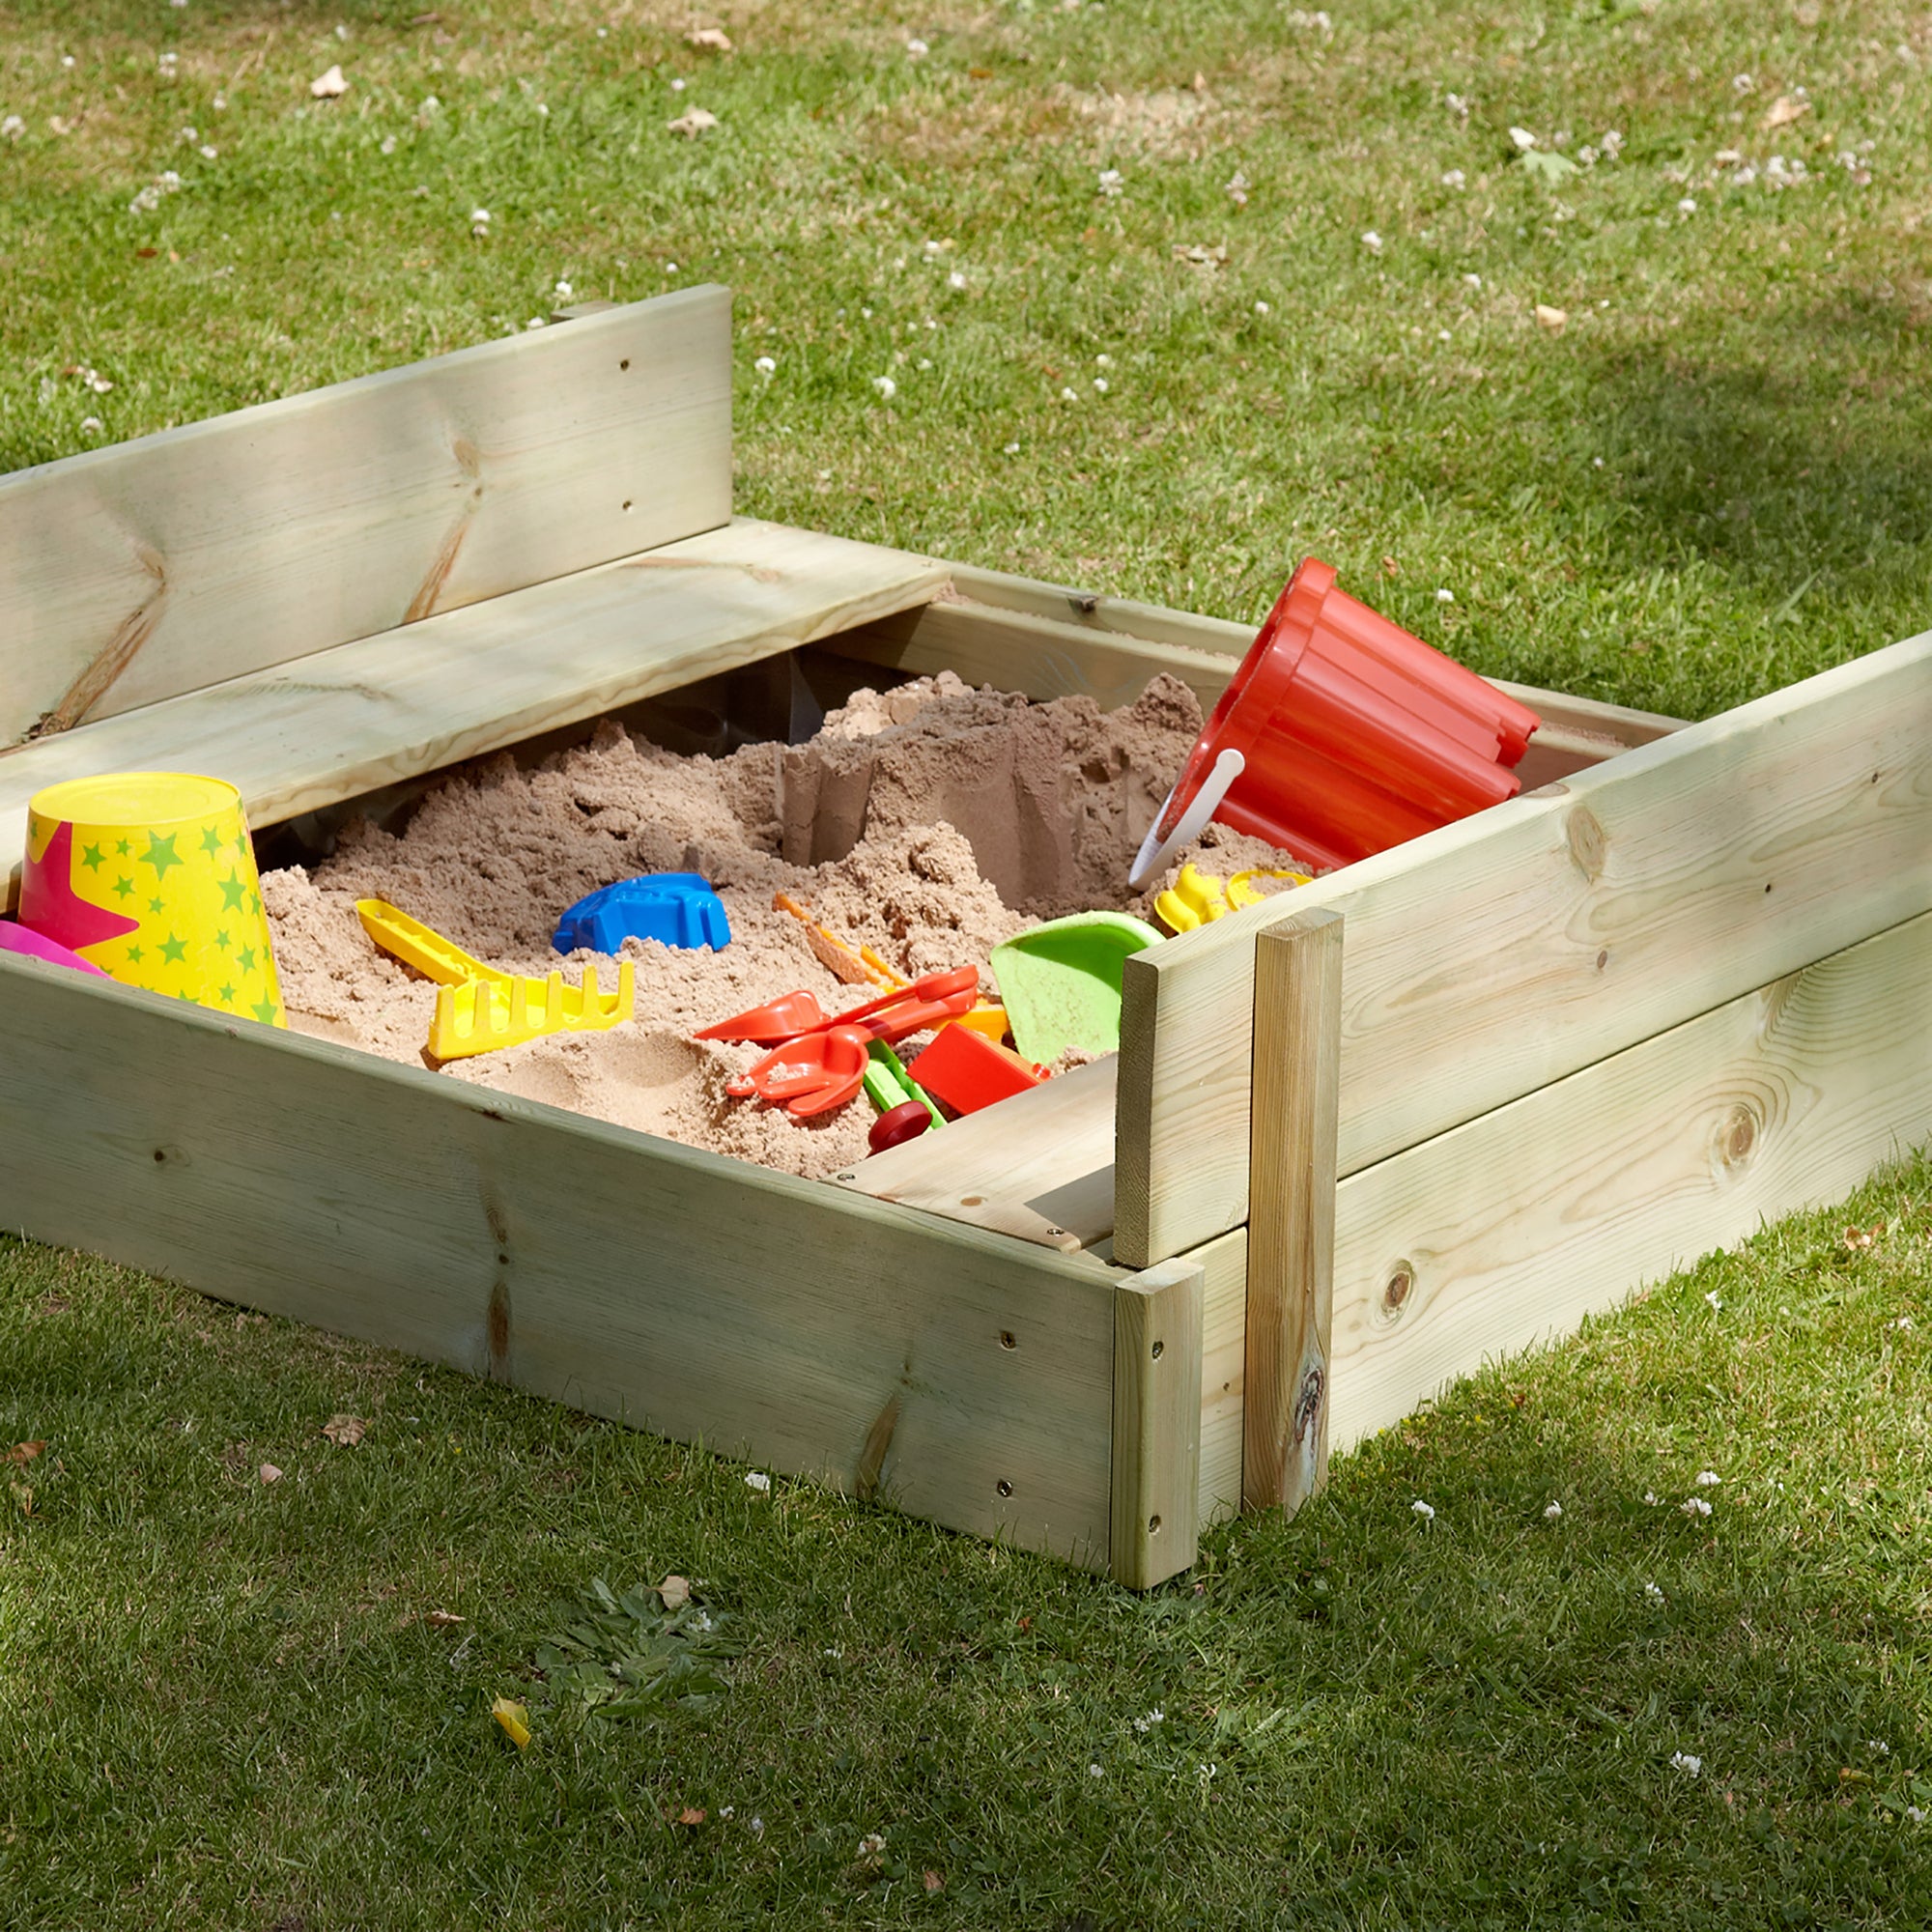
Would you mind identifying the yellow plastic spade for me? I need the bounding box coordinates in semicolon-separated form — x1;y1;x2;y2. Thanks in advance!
1152;863;1311;934
428;961;635;1061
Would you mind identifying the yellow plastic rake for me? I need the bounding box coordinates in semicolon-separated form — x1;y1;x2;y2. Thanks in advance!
355;898;635;1062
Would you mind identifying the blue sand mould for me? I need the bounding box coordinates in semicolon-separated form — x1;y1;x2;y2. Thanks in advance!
553;873;731;954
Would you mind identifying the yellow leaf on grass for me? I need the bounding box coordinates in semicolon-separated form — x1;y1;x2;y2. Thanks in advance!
657;1574;693;1611
492;1697;531;1748
1535;304;1568;333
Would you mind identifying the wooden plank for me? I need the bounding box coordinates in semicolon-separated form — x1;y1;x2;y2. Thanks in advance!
1110;1257;1204;1589
1327;904;1932;1452
0;949;1119;1567
1115;626;1932;1266
838;598;1679;791
0;520;947;905
1244;912;1343;1514
1188;1227;1248;1527
834;1054;1117;1253
879;570;1685;745
0;291;733;745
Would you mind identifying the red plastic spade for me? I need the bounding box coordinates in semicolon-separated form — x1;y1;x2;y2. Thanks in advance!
698;966;979;1047
724;1024;872;1119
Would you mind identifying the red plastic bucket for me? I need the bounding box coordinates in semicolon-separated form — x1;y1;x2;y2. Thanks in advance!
1130;560;1540;883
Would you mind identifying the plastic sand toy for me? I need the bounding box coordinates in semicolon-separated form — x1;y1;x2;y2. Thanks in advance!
0;921;110;979
427;963;635;1063
554;873;730;954
989;912;1162;1064
696;966;978;1049
772;892;902;989
20;772;286;1024
726;1024;872;1119
863;1038;942;1127
1152;862;1311;935
909;1023;1048;1117
356;897;634;1062
1129;557;1541;884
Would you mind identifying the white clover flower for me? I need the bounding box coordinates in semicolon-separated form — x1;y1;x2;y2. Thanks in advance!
857;1832;887;1856
526;317;547;329
947;270;967;290
1435;587;1455;604
1096;168;1123;197
1255;299;1271;315
1003;440;1020;454
871;375;896;400
1441;168;1465;188
1695;1470;1721;1488
1705;1290;1722;1311
1601;129;1624;159
470;207;492;225
917;357;933;370
1093;377;1108;392
1889;1316;1914;1331
1225;170;1250;207
669;77;687;92
745;1469;772;1492
1732;73;1755;95
753;355;776;375
1544;1500;1563;1520
1089;1762;1103;1777
1095;353;1115;367
750;1816;764;1835
1579;144;1599;165
1132;1707;1165;1732
1681;1495;1713;1518
1463;271;1482;288
1677;196;1698;215
80;415;103;434
1437;328;1451;341
906;38;929;60
1059;385;1079;402
157;53;176;72
199;144;217;159
1644;1581;1666;1605
1;114;23;140
554;278;574;299
180;126;198;143
1509;127;1538;151
1669;1751;1703;1776
1411;1498;1435;1519
1445;92;1469;117
1644;1491;1661;1506
1360;230;1383;253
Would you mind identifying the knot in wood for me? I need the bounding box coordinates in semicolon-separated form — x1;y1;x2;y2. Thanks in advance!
1292;1365;1325;1446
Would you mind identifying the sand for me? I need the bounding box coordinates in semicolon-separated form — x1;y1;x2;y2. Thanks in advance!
262;672;1313;1180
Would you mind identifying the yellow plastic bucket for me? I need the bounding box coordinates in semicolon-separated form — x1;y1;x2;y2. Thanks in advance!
18;772;285;1026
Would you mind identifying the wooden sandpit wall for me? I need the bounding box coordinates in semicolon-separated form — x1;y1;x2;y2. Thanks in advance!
0;290;1927;1589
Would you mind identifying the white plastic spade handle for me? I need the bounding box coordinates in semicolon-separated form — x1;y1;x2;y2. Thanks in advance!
1127;747;1246;892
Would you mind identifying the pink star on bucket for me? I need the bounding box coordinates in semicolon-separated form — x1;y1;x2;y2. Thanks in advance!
19;820;141;954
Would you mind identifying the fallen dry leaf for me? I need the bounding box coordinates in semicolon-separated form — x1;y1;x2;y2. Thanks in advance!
923;1870;945;1894
1535;303;1569;333
492;1696;531;1748
687;28;732;51
1172;242;1229;269
258;1463;284;1485
668;108;720;137
310;65;349;99
657;1574;693;1612
674;1806;707;1826
322;1413;367;1447
4;1441;45;1466
426;1609;467;1629
1762;95;1811;130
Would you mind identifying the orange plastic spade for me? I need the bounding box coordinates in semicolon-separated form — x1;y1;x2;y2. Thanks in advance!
698;966;979;1047
724;1024;872;1119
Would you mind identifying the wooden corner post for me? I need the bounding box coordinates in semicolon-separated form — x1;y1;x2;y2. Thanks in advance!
1244;909;1344;1515
1109;1258;1205;1589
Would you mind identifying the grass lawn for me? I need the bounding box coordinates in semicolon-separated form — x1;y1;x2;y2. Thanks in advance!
2;1;1930;1923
